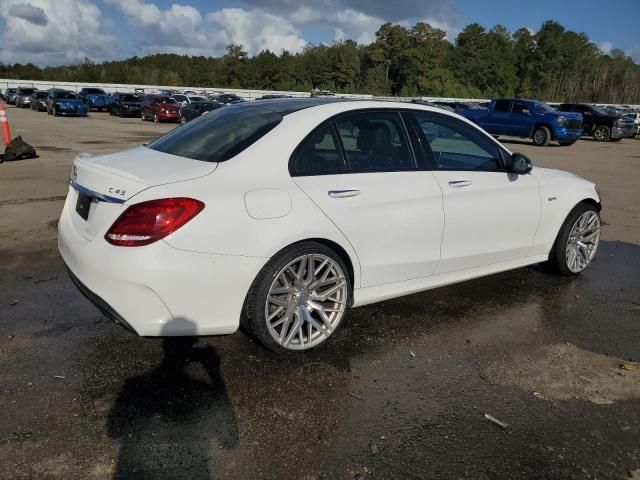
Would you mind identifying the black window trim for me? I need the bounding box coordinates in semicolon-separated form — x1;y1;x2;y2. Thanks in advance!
409;110;511;173
289;108;420;177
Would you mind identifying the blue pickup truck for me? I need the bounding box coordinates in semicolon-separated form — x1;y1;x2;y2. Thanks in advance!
78;87;110;111
457;99;583;146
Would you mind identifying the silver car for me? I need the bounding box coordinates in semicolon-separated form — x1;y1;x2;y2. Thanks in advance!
15;87;37;108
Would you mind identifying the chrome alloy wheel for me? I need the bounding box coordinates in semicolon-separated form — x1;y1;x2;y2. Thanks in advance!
265;254;348;350
565;210;600;273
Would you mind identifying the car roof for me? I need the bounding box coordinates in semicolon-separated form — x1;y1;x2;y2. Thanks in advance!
234;98;465;119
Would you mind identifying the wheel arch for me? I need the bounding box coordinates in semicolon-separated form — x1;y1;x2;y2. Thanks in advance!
269;237;357;293
530;122;553;138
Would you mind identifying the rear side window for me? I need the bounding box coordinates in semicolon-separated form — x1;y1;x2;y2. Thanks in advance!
512;100;529;114
335;112;414;172
493;100;510;112
148;105;282;163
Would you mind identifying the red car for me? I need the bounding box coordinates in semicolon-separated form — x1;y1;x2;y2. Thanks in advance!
141;95;180;123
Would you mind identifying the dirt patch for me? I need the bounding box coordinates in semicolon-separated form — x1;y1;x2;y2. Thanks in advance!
36;146;72;152
484;343;640;404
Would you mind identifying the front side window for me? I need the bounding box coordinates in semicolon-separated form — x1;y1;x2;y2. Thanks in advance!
291;122;345;176
512;101;529;114
148;105;282;163
335;112;414;172
413;113;503;171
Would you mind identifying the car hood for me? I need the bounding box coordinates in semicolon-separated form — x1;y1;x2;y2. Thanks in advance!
543;111;583;121
57;99;85;105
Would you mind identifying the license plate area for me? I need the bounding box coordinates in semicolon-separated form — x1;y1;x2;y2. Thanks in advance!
75;191;92;220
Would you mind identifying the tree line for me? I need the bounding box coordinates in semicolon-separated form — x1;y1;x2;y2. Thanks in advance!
1;20;639;104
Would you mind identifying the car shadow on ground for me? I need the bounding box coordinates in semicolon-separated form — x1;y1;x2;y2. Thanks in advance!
106;318;238;480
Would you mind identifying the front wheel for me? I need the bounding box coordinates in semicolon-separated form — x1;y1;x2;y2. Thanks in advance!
532;126;551;146
545;203;601;276
242;242;351;353
153;113;159;123
593;125;611;142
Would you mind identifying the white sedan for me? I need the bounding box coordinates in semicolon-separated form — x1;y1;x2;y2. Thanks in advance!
58;99;602;352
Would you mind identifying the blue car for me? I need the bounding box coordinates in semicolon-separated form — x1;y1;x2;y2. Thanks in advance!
4;88;18;105
79;87;110;111
47;89;88;117
457;98;583;146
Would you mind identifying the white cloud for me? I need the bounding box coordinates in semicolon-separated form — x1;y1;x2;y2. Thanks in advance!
599;41;613;55
625;44;640;62
0;0;117;65
105;1;307;56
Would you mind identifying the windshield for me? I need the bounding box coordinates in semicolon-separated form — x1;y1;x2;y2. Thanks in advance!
19;88;36;95
58;92;78;99
36;92;48;98
189;96;207;102
148;105;282;163
591;106;610;115
84;88;105;94
530;101;555;113
120;94;139;102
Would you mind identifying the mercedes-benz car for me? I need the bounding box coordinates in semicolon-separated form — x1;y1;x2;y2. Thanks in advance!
59;99;602;353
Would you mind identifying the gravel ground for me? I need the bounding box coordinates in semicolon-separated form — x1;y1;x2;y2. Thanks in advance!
0;105;639;480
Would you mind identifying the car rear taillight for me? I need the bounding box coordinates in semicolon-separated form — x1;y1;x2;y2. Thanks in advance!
105;198;204;247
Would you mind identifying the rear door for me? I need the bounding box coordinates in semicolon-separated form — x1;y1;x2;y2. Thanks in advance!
485;99;512;135
411;111;541;274
291;110;444;287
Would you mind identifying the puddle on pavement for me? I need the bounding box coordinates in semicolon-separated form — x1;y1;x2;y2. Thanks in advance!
484;343;640;404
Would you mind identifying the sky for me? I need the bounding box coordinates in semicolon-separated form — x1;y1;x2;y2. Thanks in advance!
0;0;638;67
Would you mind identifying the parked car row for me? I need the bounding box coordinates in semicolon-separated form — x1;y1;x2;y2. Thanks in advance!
455;98;637;145
1;86;247;124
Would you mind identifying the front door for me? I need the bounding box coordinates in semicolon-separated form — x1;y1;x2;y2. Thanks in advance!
411;111;541;274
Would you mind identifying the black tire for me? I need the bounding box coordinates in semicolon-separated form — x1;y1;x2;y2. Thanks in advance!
180;116;187;124
154;113;159;123
141;111;146;121
558;141;575;146
543;202;600;276
532;126;551;146
593;125;611;142
52;106;58;116
241;241;351;353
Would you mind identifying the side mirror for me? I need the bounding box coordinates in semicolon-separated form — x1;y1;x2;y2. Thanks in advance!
511;152;533;174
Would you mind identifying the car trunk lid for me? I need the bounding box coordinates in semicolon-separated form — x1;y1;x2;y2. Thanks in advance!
69;147;216;240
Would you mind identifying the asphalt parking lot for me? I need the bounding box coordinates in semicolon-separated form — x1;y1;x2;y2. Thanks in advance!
1;106;639;480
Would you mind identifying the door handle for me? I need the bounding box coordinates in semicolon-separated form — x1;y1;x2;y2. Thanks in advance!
448;180;472;188
328;189;360;198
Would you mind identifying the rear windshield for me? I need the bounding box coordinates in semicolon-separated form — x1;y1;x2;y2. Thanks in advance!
120;94;139;102
83;88;105;94
18;88;36;94
147;105;282;163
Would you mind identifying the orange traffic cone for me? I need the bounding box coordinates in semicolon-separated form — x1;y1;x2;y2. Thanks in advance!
0;100;11;145
0;101;36;163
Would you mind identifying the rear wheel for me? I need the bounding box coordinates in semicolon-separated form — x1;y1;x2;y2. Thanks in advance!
141;111;146;121
532;126;551;146
153;113;159;123
180;116;187;124
593;125;611;142
242;242;351;353
545;203;601;276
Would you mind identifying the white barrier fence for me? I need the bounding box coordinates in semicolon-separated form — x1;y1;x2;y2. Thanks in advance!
1;78;638;109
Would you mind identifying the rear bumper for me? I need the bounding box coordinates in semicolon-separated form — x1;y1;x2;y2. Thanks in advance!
157;111;180;121
57;193;267;336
